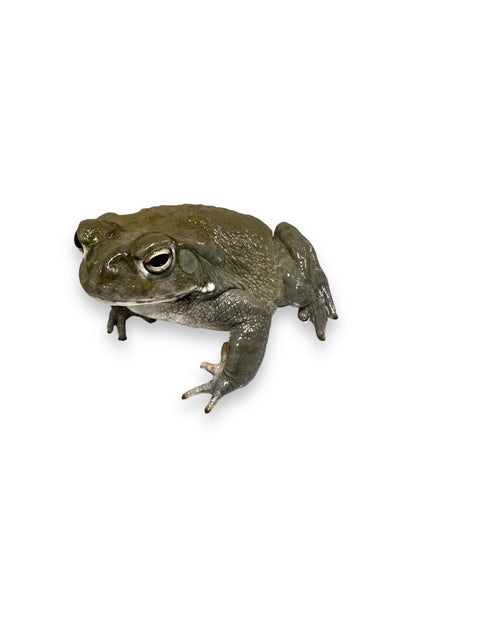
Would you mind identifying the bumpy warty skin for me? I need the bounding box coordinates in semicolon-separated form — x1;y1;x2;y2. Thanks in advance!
75;204;337;412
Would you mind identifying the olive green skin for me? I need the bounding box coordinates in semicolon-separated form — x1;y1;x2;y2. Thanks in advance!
75;204;337;412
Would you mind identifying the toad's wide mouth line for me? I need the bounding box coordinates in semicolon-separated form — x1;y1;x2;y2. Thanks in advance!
92;286;201;307
94;296;178;306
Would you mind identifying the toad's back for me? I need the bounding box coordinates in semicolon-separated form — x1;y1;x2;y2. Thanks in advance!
132;204;284;308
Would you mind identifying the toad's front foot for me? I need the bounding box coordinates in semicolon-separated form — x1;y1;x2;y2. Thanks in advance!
107;305;156;341
182;342;231;413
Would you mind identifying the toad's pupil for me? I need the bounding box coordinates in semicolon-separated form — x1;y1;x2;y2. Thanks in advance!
148;253;169;268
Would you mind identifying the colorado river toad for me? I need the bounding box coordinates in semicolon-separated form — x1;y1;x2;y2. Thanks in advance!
75;204;337;412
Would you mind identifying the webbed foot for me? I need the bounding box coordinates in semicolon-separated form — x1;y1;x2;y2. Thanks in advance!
274;221;337;340
182;342;230;413
298;288;337;340
107;305;156;341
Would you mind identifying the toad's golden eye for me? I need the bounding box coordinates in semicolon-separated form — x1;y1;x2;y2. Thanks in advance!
143;248;173;273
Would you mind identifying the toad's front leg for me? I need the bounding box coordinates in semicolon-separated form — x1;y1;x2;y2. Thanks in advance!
182;293;272;413
107;305;156;341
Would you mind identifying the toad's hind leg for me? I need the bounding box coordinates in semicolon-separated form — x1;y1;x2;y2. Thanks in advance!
275;222;337;340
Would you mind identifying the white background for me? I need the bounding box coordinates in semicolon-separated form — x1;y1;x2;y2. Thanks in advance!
1;1;478;638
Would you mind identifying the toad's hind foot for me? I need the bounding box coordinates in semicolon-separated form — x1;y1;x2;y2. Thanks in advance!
182;342;230;413
298;300;327;341
298;288;337;341
275;221;337;340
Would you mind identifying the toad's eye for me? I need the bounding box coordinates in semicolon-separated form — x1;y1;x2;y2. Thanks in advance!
143;248;173;273
74;232;84;253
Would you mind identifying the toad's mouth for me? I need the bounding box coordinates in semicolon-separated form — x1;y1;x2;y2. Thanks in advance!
94;295;181;306
92;285;202;307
